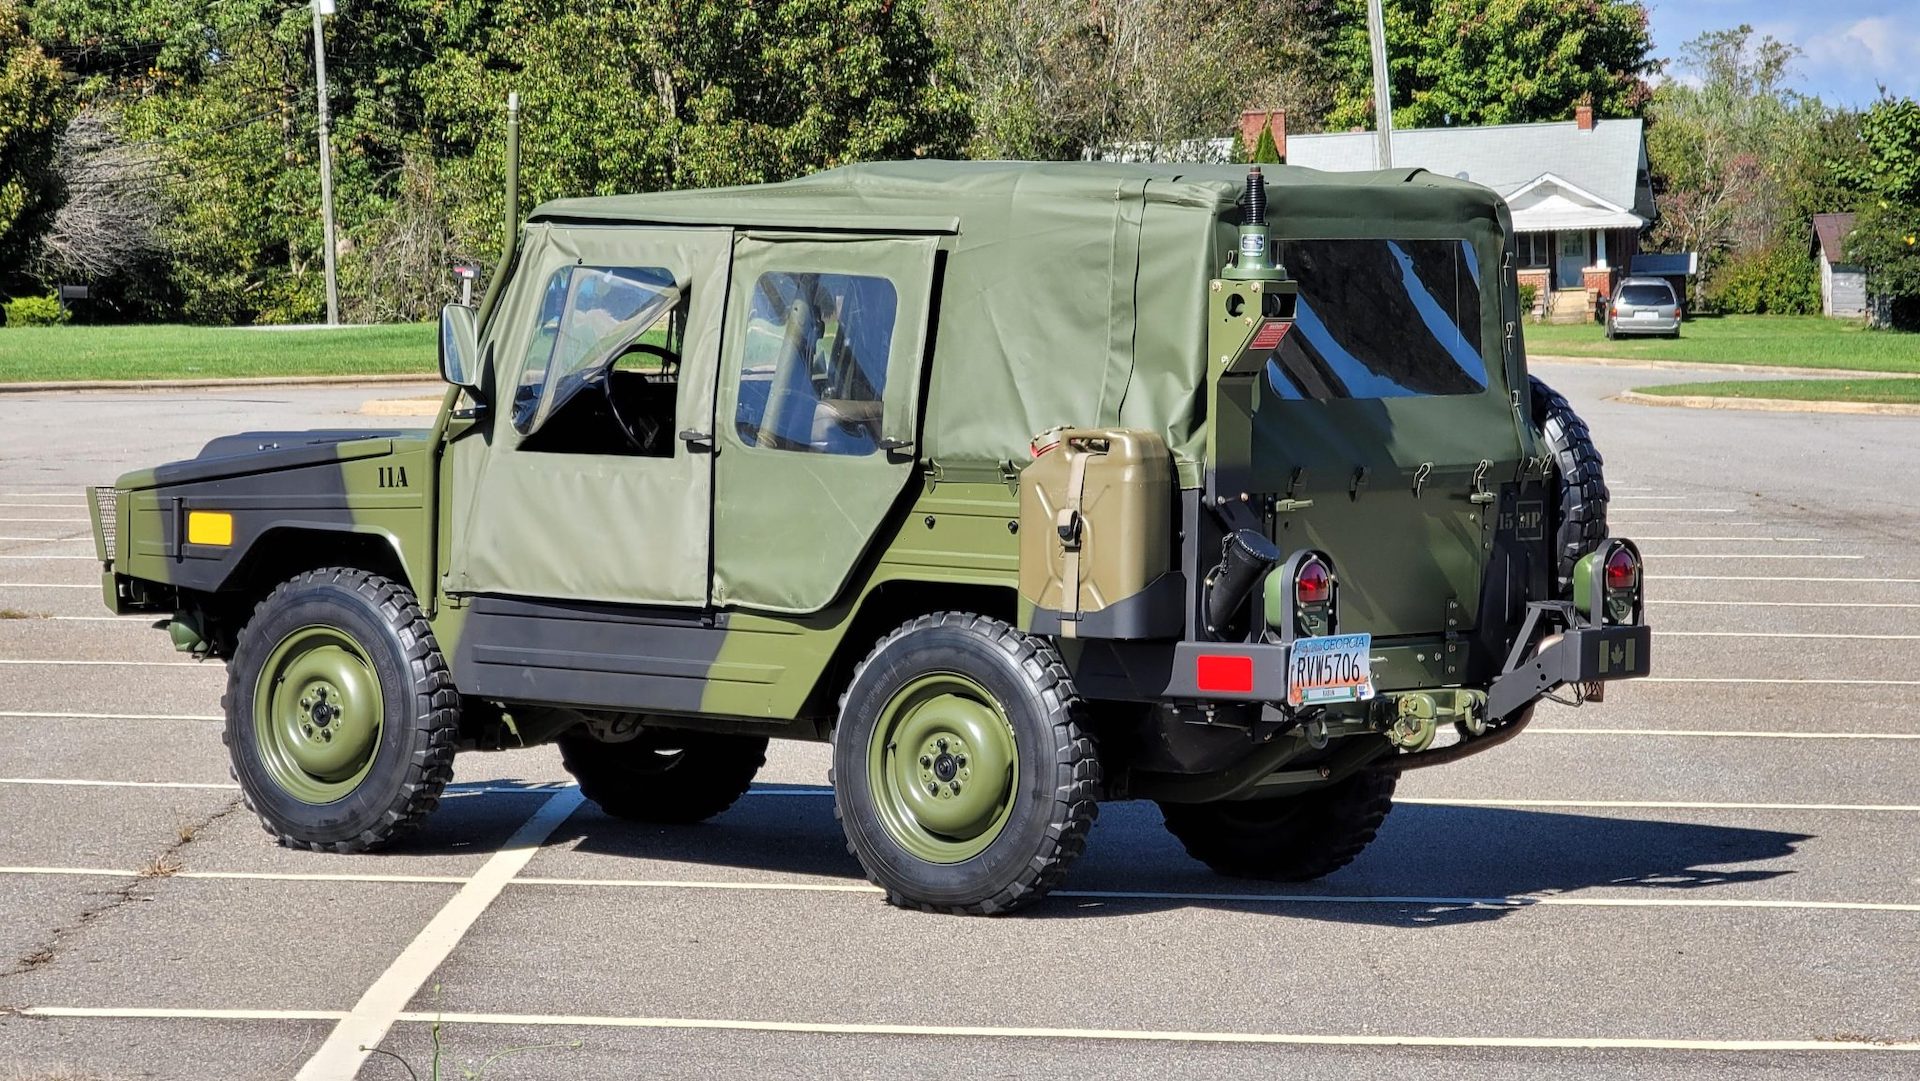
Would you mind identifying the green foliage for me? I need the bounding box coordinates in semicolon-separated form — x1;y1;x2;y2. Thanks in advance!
1251;126;1283;164
3;292;69;327
0;323;431;381
1517;280;1539;317
1846;199;1920;328
1525;313;1920;372
1836;97;1920;204
1324;0;1655;131
0;1;68;284
1701;244;1820;315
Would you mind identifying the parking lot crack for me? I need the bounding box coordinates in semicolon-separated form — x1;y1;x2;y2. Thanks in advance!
0;795;244;983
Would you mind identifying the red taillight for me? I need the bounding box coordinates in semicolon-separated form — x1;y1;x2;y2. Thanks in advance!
1605;547;1640;591
1674;306;1684;320
1195;654;1254;694
1297;559;1332;605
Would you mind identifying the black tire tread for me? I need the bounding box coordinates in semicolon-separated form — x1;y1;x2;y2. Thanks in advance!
1530;375;1610;588
1159;769;1397;882
221;568;458;853
558;729;767;825
832;612;1099;916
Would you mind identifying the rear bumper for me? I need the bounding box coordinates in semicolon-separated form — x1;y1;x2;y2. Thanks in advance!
1486;621;1651;720
1611;316;1679;334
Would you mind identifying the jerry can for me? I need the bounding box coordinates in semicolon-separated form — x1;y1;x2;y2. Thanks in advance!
1018;427;1174;638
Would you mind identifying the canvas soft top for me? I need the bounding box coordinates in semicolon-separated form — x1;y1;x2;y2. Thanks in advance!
532;161;1512;474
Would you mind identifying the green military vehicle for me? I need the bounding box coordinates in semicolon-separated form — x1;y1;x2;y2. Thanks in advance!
88;136;1650;913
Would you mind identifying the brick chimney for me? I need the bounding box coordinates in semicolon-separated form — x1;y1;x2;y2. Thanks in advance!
1237;109;1287;160
1575;104;1595;131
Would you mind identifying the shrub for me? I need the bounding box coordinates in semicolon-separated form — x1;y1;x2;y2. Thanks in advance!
3;293;70;327
1517;281;1540;318
1702;245;1820;315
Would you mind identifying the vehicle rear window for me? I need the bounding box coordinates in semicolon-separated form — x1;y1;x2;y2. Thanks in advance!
1266;238;1486;400
1618;284;1674;307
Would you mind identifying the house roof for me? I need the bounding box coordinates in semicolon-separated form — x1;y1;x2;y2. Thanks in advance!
1813;212;1857;264
1285;119;1655;227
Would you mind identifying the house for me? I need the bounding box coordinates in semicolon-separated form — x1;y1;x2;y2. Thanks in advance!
1812;212;1867;318
1232;106;1670;322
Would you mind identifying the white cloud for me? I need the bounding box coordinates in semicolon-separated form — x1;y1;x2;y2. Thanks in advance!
1800;15;1920;94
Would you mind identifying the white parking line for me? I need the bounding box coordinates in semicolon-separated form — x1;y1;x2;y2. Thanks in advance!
1402;797;1920;812
1605;508;1739;513
1530;727;1920;740
390;1012;1920;1053
1642;677;1920;687
1649;599;1920;609
1639;554;1863;560
0;517;88;523
1660;630;1920;640
16;1006;1918;1052
1651;575;1920;583
0;502;82;508
1610;495;1688;500
1631;536;1823;542
0;710;221;720
4;863;1918;914
0;658;212;667
293;786;586;1081
0;554;98;560
49;615;155;622
0;777;236;790
0;582;98;588
0;535;89;541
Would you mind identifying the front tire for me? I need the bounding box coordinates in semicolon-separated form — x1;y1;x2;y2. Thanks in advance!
1159;769;1397;881
832;613;1099;915
558;727;767;824
224;569;458;852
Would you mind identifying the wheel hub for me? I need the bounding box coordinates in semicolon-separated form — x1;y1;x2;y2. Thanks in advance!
253;626;385;805
868;673;1018;864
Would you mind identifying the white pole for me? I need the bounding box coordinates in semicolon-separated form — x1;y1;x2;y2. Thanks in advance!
1366;0;1395;169
311;0;341;326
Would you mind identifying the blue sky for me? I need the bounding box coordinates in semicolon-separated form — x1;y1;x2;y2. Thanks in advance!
1646;1;1920;106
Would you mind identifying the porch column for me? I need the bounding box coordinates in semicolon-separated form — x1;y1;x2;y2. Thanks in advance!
1595;229;1607;269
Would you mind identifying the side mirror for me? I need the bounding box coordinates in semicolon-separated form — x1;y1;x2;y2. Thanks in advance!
439;304;482;389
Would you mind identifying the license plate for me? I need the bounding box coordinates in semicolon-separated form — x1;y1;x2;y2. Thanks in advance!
1634;310;1659;319
1287;633;1375;707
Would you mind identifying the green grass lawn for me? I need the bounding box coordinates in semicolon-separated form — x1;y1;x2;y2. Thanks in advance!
1635;378;1920;405
1525;315;1920;374
0;323;436;383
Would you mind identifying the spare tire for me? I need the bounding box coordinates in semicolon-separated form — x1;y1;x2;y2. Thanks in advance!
1530;376;1609;589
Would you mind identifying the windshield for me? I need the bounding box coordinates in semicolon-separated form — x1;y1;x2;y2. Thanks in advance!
1265;238;1486;400
511;265;681;435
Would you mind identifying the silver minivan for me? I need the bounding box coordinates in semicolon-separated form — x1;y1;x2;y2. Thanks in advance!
1606;276;1682;338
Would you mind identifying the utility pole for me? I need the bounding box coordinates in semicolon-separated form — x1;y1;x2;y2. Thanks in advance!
1365;0;1395;169
310;0;341;325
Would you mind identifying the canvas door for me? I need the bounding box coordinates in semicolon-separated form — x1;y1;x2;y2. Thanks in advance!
447;225;732;605
712;234;939;613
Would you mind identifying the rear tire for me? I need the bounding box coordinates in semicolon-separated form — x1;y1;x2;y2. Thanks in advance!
1530;375;1609;589
223;569;458;852
832;613;1099;915
558;727;767;824
1159;770;1397;882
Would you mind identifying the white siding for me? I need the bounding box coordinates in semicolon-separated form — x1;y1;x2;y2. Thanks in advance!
1822;255;1867;317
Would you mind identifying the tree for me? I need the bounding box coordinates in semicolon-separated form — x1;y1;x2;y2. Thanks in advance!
1838;96;1920;327
1324;0;1656;130
0;1;68;290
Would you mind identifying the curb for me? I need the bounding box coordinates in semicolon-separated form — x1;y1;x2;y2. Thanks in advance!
1531;354;1919;380
0;373;438;394
1614;389;1920;417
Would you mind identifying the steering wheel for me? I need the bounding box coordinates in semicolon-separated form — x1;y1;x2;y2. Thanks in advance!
598;342;682;453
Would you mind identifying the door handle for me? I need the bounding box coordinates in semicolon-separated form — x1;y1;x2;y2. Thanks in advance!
679;429;714;450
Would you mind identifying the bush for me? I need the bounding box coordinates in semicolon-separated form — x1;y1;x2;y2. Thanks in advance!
3;294;70;327
1702;245;1820;315
1517;281;1540;317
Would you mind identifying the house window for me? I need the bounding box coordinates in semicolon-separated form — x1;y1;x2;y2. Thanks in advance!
1516;233;1551;268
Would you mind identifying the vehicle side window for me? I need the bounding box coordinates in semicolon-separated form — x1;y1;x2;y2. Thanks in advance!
513;264;680;436
733;272;897;456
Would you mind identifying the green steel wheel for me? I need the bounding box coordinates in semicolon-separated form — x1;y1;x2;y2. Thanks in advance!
224;568;458;853
832;613;1099;915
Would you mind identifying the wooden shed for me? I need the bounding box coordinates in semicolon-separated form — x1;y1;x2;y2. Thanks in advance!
1813;213;1866;318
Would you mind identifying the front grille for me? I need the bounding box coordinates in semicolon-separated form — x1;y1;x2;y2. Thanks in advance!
90;486;120;563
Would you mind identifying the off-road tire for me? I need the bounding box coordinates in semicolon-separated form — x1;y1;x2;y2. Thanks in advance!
1158;769;1398;881
1530;375;1609;589
223;568;458;852
558;728;767;824
831;613;1099;915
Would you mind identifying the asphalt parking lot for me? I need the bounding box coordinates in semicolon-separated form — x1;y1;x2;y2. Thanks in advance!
1;360;1916;1080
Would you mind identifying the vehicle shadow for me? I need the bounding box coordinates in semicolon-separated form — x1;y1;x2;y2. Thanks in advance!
522;783;1808;926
